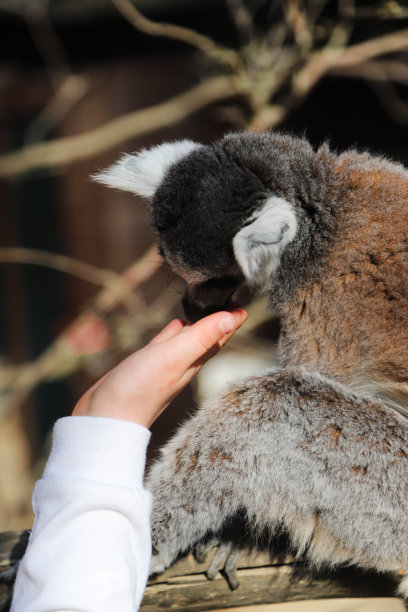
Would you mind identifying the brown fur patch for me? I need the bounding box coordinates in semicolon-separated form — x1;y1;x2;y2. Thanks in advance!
351;465;368;475
282;152;408;413
209;449;233;465
329;426;342;441
223;387;249;416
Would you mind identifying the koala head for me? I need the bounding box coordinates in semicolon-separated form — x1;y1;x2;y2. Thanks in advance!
94;133;312;322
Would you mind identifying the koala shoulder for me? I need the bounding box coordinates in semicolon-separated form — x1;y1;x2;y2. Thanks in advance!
333;148;408;198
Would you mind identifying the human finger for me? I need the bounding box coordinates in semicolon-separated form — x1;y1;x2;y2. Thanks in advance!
173;308;248;365
148;318;186;345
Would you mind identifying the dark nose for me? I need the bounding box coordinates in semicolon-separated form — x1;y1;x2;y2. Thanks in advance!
182;276;243;323
182;289;228;323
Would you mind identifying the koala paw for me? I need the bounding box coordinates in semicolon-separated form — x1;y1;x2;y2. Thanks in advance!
195;539;242;590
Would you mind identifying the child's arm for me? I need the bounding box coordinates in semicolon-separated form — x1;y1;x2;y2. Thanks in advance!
11;309;247;612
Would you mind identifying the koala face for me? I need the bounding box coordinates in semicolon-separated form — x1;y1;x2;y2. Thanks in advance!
94;134;300;321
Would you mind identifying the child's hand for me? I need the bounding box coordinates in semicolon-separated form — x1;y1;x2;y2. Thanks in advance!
72;309;248;428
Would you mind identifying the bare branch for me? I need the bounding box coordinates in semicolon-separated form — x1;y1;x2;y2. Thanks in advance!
293;27;408;97
247;104;287;130
249;26;408;131
0;244;164;401
284;0;313;50
334;27;408;68
0;5;406;179
328;59;408;83
93;244;161;313
340;0;408;20
0;247;119;288
24;74;90;145
338;0;356;20
225;0;255;47
26;6;70;91
111;0;241;71
0;76;236;179
305;0;331;29
0;247;144;326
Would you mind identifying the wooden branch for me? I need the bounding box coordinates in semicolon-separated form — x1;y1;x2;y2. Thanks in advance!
339;2;408;20
91;243;161;313
0;244;163;398
24;74;90;145
292;28;408;100
0;531;403;611
111;0;240;71
334;28;408;69
1;14;406;179
247;21;408;131
328;60;408;83
0;247;119;288
142;550;401;611
284;0;313;50
246;104;287;131
225;0;254;48
0;76;236;179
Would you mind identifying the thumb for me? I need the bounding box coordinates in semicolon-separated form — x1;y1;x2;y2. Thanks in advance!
173;308;248;365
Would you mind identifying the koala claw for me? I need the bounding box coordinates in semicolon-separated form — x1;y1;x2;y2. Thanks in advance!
224;547;242;590
204;541;242;590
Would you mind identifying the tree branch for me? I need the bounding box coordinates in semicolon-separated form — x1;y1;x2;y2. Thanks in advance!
0;76;236;179
334;27;408;69
293;28;408;97
0;244;164;402
225;0;254;48
0;247;119;288
110;0;241;71
24;74;90;145
248;27;408;131
328;59;408;83
340;1;408;20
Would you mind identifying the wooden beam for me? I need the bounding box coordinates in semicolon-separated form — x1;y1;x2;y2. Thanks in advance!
142;549;402;611
0;531;405;611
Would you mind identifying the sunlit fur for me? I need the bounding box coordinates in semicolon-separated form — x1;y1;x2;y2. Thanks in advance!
93;140;201;198
97;131;408;596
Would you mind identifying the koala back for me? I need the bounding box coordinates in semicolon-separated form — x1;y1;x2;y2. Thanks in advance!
278;148;408;414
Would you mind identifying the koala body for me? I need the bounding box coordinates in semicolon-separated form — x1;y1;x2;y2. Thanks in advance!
96;132;408;595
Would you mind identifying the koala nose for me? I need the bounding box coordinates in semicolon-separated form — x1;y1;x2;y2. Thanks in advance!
182;289;229;323
182;276;243;323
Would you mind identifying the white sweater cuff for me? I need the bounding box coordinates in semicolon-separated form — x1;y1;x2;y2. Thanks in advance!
43;416;151;488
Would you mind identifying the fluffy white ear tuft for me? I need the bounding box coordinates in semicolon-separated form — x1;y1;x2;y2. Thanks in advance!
92;140;202;198
233;197;297;283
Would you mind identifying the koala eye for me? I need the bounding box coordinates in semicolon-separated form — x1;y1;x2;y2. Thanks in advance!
157;244;165;258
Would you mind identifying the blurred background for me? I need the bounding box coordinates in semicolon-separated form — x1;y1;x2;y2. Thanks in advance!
0;0;407;533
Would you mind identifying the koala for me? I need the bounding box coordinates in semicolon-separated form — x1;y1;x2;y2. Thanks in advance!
95;132;408;596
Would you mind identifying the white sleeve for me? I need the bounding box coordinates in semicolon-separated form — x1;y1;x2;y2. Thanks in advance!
11;416;152;612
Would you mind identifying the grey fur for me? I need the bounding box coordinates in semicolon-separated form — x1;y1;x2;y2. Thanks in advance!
147;371;408;594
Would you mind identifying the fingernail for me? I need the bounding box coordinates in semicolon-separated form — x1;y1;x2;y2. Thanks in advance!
219;315;237;334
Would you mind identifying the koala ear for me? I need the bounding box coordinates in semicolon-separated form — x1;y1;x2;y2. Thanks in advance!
233;197;297;282
92;140;202;199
